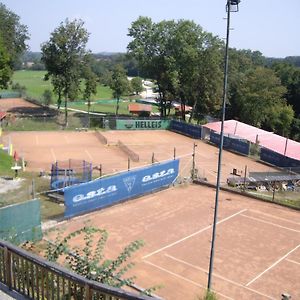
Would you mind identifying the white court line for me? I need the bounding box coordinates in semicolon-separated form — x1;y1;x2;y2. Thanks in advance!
246;244;300;287
286;258;300;266
50;148;56;161
165;254;275;300
142;209;247;259
241;214;300;234
249;209;300;225
85;149;93;161
144;260;233;300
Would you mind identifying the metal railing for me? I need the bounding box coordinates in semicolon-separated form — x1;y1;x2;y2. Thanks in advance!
0;240;155;300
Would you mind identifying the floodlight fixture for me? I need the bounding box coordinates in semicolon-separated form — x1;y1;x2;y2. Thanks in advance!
227;0;241;12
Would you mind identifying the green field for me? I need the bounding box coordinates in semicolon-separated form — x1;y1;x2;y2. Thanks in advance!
0;149;14;176
12;70;113;102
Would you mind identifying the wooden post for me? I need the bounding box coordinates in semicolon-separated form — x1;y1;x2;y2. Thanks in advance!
128;158;130;171
31;179;35;199
152;153;155;164
85;283;91;300
192;143;197;180
243;165;247;190
4;247;12;289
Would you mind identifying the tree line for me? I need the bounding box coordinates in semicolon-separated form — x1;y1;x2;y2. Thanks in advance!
1;3;300;140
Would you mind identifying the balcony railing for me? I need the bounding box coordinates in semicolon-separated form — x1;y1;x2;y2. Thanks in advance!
0;240;156;300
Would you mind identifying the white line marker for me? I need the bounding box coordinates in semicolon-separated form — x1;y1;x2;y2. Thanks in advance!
165;254;275;299
249;209;300;225
286;258;300;266
246;244;300;287
144;260;234;300
85;149;93;161
241;214;300;233
51;148;56;161
143;209;247;259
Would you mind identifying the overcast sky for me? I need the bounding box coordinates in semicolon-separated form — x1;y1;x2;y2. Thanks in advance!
2;0;300;58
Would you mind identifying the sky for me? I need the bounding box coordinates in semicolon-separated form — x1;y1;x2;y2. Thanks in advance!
2;0;300;58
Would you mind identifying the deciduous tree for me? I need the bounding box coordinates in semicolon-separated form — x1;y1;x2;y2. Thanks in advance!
130;77;143;95
109;65;129;116
0;3;28;87
41;19;90;126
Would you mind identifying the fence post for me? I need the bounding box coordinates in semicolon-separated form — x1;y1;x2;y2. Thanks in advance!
31;179;36;199
4;247;12;289
243;165;247;191
85;283;92;300
192;143;197;180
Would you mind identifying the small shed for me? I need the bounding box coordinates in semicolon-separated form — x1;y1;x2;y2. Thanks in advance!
128;103;152;117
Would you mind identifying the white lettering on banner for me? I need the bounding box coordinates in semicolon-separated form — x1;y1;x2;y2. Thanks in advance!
73;185;117;203
142;168;175;183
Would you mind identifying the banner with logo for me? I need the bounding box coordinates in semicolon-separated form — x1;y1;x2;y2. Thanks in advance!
64;159;179;218
116;119;170;130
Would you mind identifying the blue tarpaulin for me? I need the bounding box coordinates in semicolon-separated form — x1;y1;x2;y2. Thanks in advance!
260;148;300;169
64;159;179;218
170;120;202;139
210;131;250;156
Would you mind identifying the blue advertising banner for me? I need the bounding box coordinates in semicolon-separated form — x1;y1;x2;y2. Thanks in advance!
260;148;300;169
64;159;179;218
210;131;250;156
170;120;202;139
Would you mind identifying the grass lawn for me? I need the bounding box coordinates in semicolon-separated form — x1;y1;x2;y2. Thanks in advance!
12;70;113;102
0;149;14;176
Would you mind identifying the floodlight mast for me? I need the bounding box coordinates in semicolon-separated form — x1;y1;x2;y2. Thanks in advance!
207;0;240;292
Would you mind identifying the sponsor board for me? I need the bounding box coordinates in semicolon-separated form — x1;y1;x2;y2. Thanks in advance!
116;119;170;130
64;159;179;217
210;131;250;156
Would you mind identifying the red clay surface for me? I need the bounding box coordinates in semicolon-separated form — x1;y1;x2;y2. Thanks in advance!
45;184;300;300
0;98;39;111
5;130;277;183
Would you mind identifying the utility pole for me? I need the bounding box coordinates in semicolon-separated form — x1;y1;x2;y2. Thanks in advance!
207;0;241;291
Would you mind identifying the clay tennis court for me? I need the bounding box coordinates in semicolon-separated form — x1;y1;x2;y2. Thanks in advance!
6;130;277;183
45;184;300;299
0;98;39;112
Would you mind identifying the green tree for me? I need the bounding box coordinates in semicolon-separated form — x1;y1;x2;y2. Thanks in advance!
109;64;129;116
46;226;144;289
0;3;29;69
82;55;98;127
0;3;28;86
128;17;223;119
41;19;90;126
229;66;287;127
42;89;53;106
131;77;143;95
272;62;300;116
0;36;12;89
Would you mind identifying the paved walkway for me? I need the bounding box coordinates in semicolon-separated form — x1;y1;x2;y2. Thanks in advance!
0;289;15;299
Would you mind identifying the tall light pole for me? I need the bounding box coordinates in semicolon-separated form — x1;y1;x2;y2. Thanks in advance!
207;0;240;291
